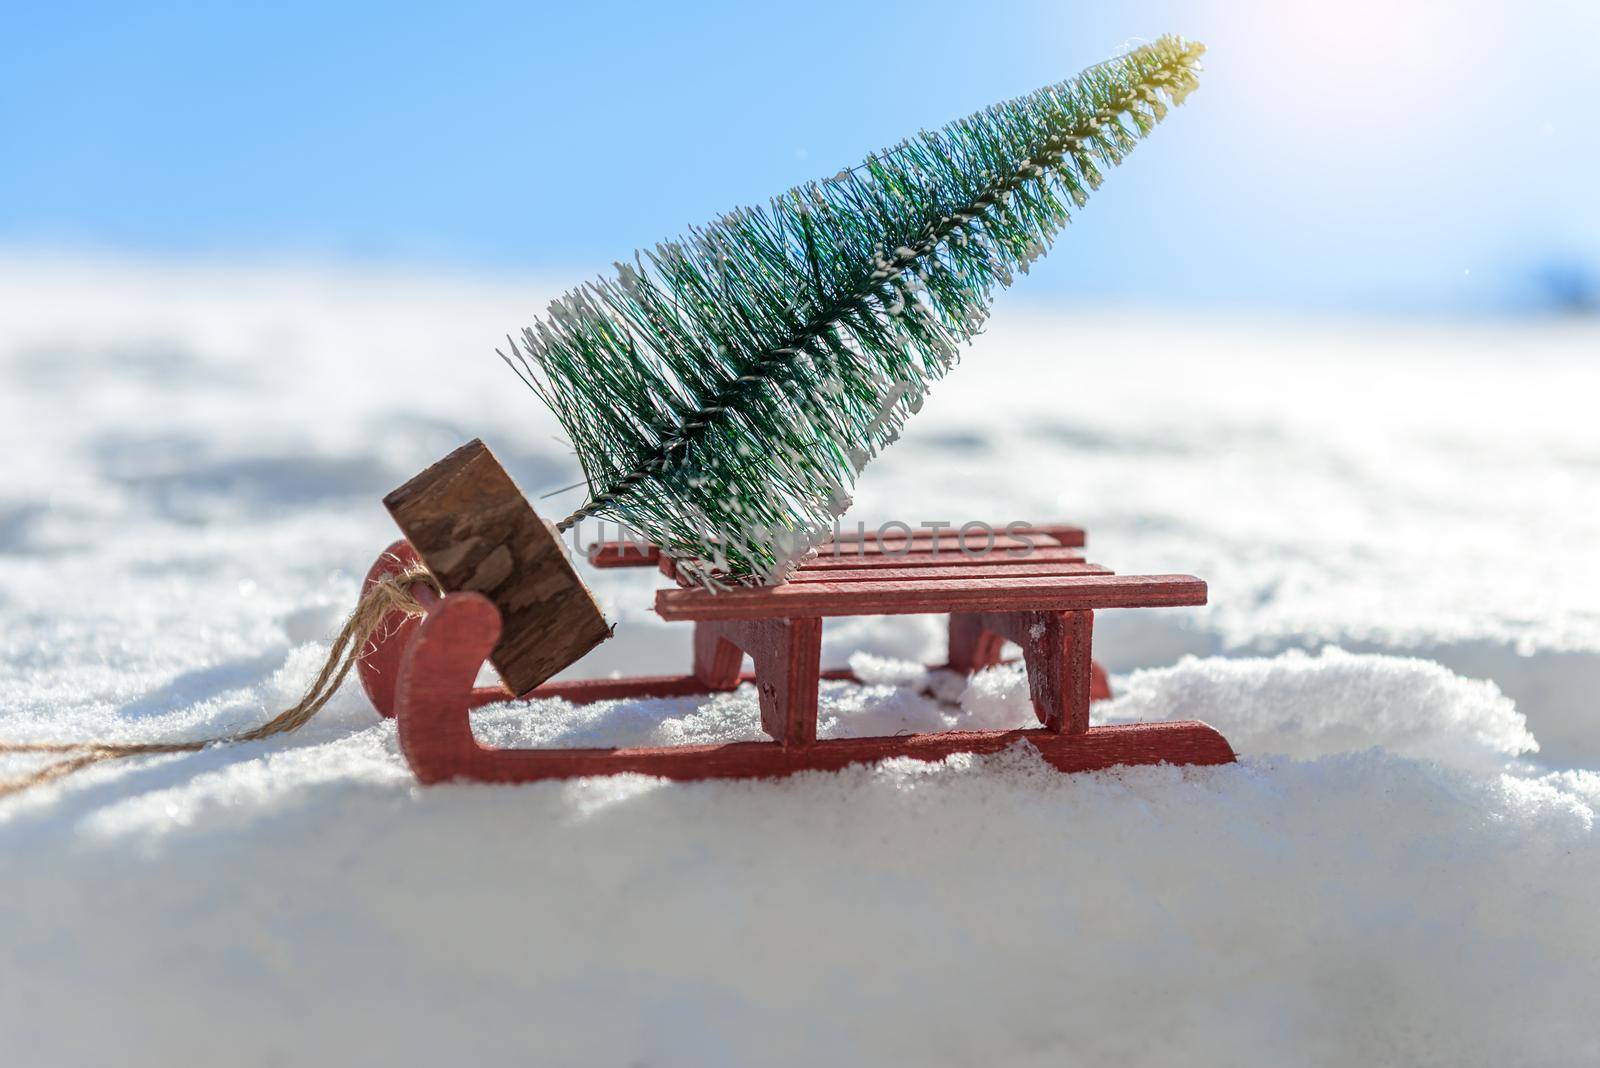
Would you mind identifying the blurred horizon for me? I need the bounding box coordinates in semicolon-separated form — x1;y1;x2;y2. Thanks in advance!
5;0;1598;317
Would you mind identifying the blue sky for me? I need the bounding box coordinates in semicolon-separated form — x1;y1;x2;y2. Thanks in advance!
4;0;1597;313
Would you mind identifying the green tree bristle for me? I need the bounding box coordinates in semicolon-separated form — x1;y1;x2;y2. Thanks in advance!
502;35;1205;587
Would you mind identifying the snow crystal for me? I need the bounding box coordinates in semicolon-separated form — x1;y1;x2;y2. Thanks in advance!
846;650;930;687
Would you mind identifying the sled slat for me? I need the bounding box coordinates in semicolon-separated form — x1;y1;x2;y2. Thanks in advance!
798;546;1086;571
589;543;660;568
810;534;1038;558
788;561;1111;584
823;524;1082;548
658;572;1207;621
585;524;1084;569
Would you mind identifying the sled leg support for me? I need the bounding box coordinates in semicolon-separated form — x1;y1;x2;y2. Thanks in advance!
695;619;821;746
948;610;1111;710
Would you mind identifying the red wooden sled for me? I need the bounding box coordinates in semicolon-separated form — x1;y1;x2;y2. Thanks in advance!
357;524;1234;783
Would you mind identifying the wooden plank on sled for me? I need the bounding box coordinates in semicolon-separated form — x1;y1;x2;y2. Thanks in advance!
788;561;1112;584
586;523;1086;569
658;572;1208;621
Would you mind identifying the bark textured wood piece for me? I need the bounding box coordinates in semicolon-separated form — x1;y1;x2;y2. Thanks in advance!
384;439;610;696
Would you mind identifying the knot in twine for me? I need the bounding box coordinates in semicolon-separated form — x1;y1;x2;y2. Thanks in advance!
0;564;439;798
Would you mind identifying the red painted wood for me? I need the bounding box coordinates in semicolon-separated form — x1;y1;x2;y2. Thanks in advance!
658;573;1207;621
1023;524;1086;548
361;545;1133;722
947;611;1005;674
540;672;737;702
531;666;862;703
788;561;1109;584
946;615;1108;700
797;546;1087;572
371;631;971;715
360;544;687;717
648;545;1088;582
358;539;426;719
820;526;1029;544
395;591;503;778
693;621;746;689
360;530;1221;783
361;547;1124;692
589;542;661;568
394;592;1233;783
410;662;1091;711
587;523;1087;570
957;611;1094;732
663;545;1077;586
410;719;1234;783
1091;661;1111;703
810;534;1040;559
696;618;822;745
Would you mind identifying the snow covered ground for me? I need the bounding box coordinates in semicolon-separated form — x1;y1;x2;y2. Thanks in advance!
2;253;1598;1066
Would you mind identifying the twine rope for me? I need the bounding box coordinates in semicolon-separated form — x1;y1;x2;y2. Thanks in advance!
0;564;438;799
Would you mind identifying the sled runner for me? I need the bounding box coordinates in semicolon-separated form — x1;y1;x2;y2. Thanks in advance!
357;524;1235;783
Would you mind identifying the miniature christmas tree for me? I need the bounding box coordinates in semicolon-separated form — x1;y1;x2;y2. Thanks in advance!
502;35;1204;586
